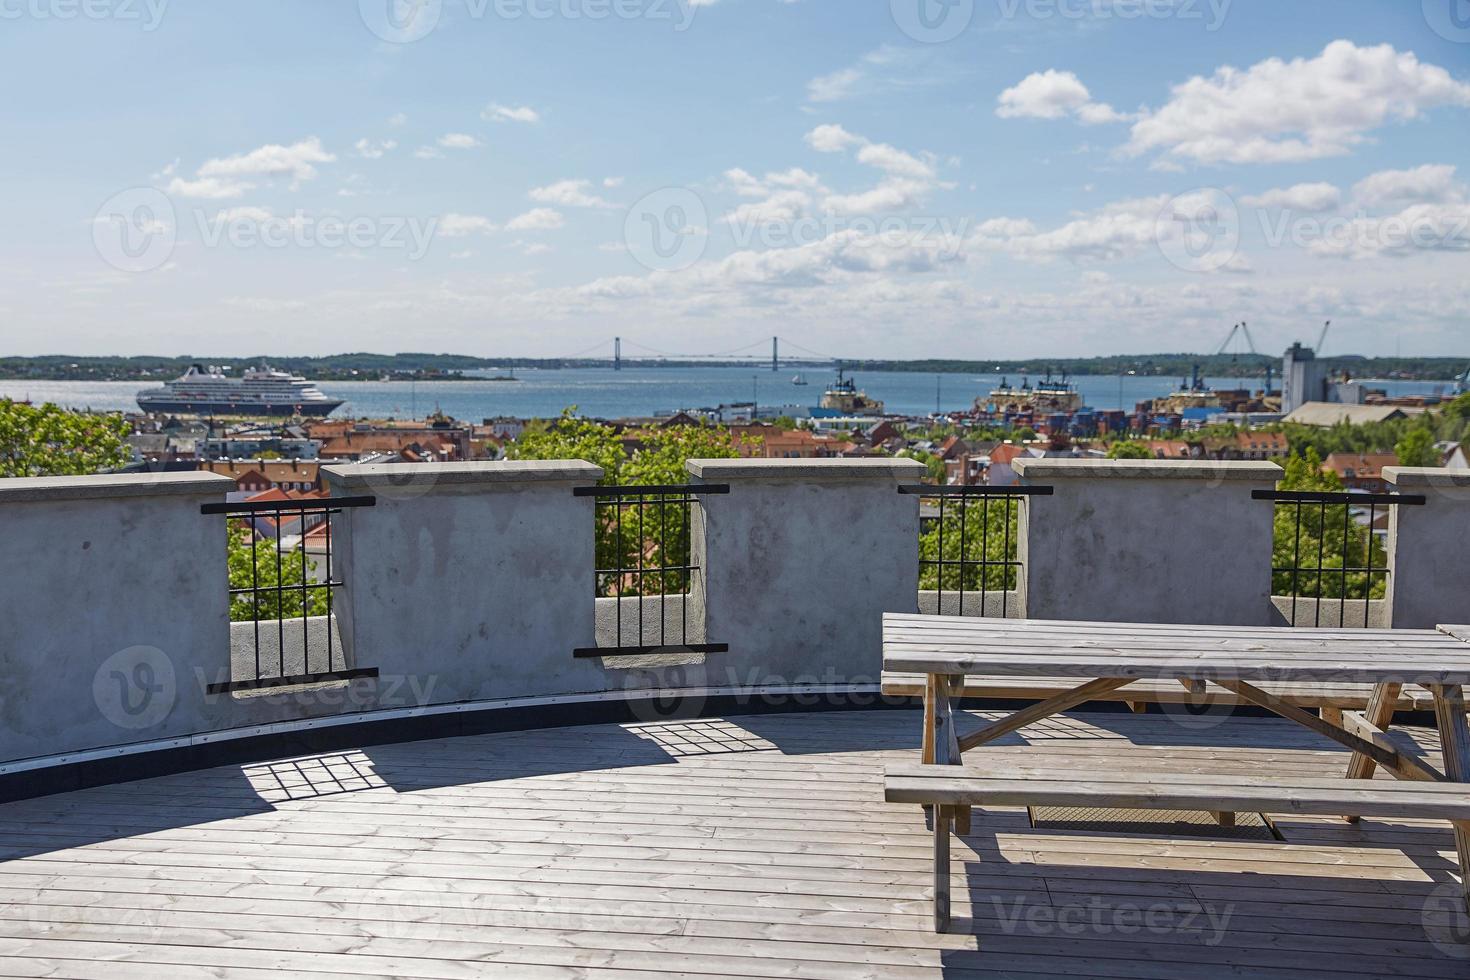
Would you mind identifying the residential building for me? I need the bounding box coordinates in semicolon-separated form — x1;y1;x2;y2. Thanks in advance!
1322;452;1399;493
198;459;323;497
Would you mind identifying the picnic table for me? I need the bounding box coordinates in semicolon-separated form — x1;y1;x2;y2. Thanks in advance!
881;614;1470;931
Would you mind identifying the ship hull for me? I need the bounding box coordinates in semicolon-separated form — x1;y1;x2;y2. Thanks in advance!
136;398;343;417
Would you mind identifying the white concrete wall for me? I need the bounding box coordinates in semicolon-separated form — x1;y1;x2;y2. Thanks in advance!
0;472;235;762
323;460;608;703
1384;467;1470;629
687;458;924;688
1013;458;1283;625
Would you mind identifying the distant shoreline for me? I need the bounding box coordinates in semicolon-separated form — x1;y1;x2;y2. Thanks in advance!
1;353;1464;383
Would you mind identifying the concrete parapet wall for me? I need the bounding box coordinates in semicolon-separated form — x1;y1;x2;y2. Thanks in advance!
688;457;924;687
1384;467;1470;628
0;472;235;762
1013;458;1282;625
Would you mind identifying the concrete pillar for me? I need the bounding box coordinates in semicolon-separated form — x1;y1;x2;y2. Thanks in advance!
323;460;605;703
0;472;235;761
1384;467;1470;629
1013;458;1282;626
686;457;924;687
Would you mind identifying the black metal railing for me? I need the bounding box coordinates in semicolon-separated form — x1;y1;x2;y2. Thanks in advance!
572;484;729;658
900;485;1054;619
1253;489;1425;628
201;495;377;694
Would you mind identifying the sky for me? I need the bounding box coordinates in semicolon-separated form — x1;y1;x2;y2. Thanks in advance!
1;0;1468;361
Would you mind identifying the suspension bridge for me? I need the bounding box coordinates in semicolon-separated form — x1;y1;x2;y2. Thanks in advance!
545;336;843;372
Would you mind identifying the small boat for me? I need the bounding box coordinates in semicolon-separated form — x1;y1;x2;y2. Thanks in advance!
792;374;809;386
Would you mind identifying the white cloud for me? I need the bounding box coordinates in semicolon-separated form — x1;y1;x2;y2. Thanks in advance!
438;133;483;149
437;214;498;237
529;179;615;209
804;45;949;105
354;138;398;160
996;70;1127;125
1352;164;1465;208
805;124;863;153
165;137;337;198
972;194;1171;263
723;167;823;198
167;176;251;199
387;113;408;127
213;206;273;223
823;179;931;216
1126;41;1470;165
725;190;811;228
800;126;944;215
196;137;336;187
856;143;935;180
807;67;863;104
506;208;565;231
1308;203;1470;259
1241;182;1342;213
603;176;624;188
483;103;540;124
414;146;443;160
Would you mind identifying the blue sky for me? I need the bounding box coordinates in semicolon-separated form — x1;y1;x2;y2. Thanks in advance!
2;0;1468;360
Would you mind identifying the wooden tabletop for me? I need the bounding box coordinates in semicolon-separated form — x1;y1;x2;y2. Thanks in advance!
882;614;1470;685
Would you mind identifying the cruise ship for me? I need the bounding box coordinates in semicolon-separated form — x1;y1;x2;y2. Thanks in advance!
136;365;344;417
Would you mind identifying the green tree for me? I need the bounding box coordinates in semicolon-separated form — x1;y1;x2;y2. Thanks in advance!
919;497;1022;593
898;449;947;485
1107;441;1154;459
509;409;753;596
1394;426;1438;468
0;400;129;478
508;407;626;483
227;520;326;622
1270;449;1387;601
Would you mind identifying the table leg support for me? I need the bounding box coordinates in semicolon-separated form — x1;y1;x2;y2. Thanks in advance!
1430;684;1470;916
934;803;951;933
929;675;971;836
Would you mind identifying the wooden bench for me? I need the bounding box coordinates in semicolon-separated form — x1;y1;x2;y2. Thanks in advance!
886;764;1470;933
881;671;1437;712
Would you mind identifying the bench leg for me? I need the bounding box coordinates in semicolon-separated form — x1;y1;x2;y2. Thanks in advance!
1211;811;1236;828
1430;685;1470;916
930;675;972;836
922;676;936;829
934;804;951;933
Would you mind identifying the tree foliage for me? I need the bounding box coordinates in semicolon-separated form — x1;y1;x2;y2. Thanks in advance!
226;520;327;622
1270;449;1387;601
1106;441;1154;459
0;400;130;478
1394;427;1438;468
918;496;1022;593
1276;392;1470;459
508;408;754;596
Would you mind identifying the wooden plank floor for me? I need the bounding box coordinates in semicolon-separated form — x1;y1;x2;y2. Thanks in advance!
0;707;1465;978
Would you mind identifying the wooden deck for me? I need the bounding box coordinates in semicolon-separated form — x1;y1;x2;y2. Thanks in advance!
0;707;1465;978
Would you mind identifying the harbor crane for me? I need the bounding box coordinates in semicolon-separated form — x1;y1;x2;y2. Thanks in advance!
1216;321;1258;358
1316;320;1331;355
